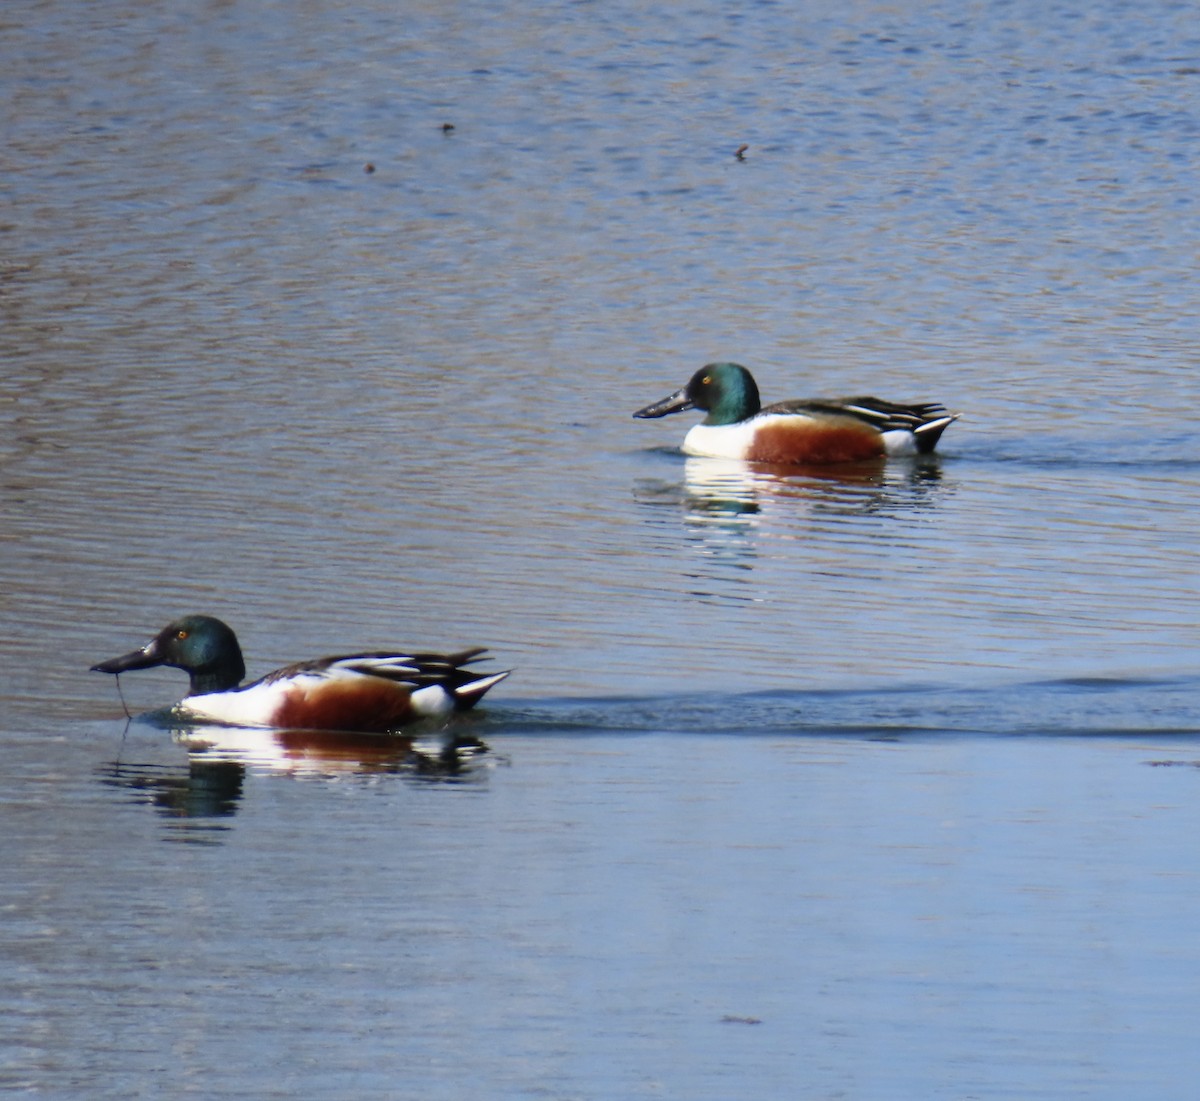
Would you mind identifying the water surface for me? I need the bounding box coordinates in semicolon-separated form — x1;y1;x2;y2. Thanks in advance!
4;0;1200;1097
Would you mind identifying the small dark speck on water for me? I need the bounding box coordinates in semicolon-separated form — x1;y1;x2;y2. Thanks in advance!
364;163;375;174
442;122;455;132
735;143;749;160
720;1014;763;1025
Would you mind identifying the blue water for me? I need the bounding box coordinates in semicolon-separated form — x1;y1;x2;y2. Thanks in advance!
5;0;1200;1097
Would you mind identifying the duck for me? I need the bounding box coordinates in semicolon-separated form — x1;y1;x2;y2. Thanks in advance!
634;362;958;465
91;615;510;733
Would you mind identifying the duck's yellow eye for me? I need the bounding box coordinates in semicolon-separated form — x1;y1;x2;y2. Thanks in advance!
176;629;189;640
702;375;711;385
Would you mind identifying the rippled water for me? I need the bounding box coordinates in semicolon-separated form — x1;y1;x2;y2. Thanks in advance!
5;0;1200;1097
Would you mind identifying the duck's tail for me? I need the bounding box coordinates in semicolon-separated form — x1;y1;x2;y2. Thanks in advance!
913;412;961;454
452;669;512;710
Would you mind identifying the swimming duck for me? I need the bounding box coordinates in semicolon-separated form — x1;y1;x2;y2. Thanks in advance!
634;362;958;464
91;615;510;733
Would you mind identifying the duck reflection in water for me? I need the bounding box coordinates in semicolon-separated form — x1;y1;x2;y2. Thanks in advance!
633;454;950;603
97;756;245;821
636;453;948;527
171;722;492;780
98;724;493;824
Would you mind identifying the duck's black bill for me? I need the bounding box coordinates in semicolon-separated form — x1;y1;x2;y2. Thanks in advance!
91;646;161;675
633;387;693;419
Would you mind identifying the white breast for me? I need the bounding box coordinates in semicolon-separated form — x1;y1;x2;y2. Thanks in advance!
682;419;766;459
176;678;303;727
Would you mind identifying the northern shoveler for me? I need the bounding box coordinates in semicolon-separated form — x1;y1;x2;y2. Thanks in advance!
91;615;510;733
634;362;959;464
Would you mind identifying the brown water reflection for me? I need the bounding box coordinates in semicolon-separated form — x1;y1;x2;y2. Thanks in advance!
174;723;492;779
636;453;950;517
96;724;494;828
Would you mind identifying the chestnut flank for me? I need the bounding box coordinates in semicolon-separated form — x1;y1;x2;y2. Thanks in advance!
273;680;418;733
748;420;885;465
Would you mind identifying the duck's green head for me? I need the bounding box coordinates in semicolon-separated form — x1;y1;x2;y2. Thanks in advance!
91;614;246;695
633;362;761;426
